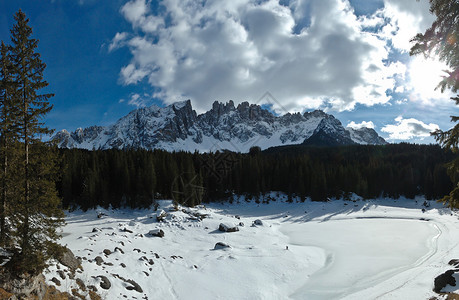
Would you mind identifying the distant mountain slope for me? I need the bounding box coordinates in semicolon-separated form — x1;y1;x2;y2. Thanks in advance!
53;100;387;152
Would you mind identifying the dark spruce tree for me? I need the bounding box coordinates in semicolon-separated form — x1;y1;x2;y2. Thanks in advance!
0;41;19;247
411;0;459;208
5;10;64;275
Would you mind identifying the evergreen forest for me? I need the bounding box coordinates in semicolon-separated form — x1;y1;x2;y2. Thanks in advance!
57;143;454;210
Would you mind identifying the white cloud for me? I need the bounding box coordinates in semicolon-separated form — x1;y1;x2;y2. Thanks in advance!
347;121;375;129
127;93;153;107
112;0;423;113
120;0;163;33
380;0;435;52
381;116;439;140
109;32;129;52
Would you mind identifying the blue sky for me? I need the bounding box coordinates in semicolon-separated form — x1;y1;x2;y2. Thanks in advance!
0;0;457;143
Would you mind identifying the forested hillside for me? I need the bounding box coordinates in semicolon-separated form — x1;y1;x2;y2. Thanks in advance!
57;143;454;210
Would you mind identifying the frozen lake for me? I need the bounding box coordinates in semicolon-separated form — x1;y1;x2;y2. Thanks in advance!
283;218;440;299
46;197;459;299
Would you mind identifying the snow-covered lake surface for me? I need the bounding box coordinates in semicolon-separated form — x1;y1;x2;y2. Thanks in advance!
45;196;459;299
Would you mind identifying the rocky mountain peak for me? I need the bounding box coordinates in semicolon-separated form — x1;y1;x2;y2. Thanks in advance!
304;109;328;120
53;100;387;152
304;116;356;146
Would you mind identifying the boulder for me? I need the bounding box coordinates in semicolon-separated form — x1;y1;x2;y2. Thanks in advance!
125;279;143;293
214;242;231;250
433;269;457;293
156;210;167;222
75;278;86;291
57;270;66;280
112;274;143;293
121;227;133;233
94;256;104;266
253;219;263;226
218;223;239;232
148;229;165;238
51;277;61;286
449;259;459;267
97;275;111;290
114;247;124;254
103;249;112;256
58;247;81;271
192;211;209;220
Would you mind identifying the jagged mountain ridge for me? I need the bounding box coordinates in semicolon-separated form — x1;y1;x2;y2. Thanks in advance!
53;100;387;152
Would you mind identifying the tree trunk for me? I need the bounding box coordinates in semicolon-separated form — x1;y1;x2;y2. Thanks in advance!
0;134;6;246
21;87;29;254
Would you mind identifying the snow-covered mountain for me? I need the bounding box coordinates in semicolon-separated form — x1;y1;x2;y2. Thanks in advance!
53;100;387;152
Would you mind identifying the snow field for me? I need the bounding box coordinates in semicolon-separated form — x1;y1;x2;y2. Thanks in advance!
45;196;459;299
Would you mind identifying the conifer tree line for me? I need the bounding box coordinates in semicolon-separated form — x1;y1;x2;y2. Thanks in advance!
0;10;63;275
58;143;453;210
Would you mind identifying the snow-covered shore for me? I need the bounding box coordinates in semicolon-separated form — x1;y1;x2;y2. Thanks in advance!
45;196;459;299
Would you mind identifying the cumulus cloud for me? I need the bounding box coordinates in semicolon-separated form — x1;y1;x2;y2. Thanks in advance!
110;0;437;113
380;0;435;52
358;1;452;106
347;120;375;129
120;0;164;33
110;0;408;112
381;116;439;140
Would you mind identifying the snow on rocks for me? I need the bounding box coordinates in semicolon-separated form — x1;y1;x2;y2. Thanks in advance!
218;223;239;232
96;275;111;290
156;210;167;222
147;228;165;238
56;247;81;271
435;259;459;295
449;259;459;267
434;270;457;293
214;242;231;250
252;219;264;226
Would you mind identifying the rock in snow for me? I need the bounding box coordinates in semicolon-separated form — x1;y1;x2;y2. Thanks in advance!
156;210;167;222
448;259;459;267
253;219;264;226
148;228;165;237
214;242;231;250
57;247;81;271
219;223;239;232
97;275;111;290
433;270;457;293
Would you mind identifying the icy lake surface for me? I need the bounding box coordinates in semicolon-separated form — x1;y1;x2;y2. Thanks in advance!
283;218;439;299
45;197;459;299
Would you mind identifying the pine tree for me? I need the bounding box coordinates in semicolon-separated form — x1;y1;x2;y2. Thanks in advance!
0;41;19;247
410;0;459;207
6;10;64;275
